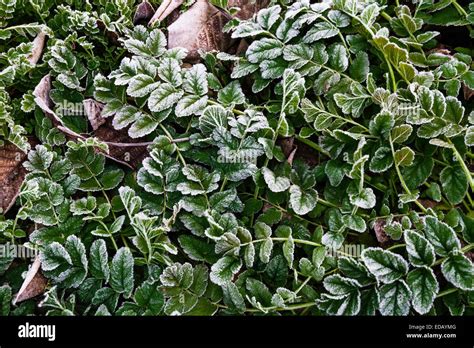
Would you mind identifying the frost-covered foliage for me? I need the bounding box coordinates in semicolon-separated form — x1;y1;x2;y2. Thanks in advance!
0;0;473;317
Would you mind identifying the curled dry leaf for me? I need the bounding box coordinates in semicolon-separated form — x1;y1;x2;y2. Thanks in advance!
228;0;270;20
0;143;30;214
34;76;148;169
134;0;155;25
167;0;233;62
83;99;106;131
27;32;47;65
13;256;48;305
148;0;184;27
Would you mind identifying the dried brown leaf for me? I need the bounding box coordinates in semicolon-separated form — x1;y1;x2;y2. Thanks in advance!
134;0;155;25
13;256;48;304
167;0;233;62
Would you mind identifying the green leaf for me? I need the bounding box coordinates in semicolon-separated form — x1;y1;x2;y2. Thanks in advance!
257;5;281;30
407;267;438;315
148;83;183;112
0;285;12;316
440;165;468;205
262;167;290;193
369;147;393;173
394;147;415;166
134;281;164;315
222;282;246;314
90;239;110;282
441;252;474;291
210;256;242;286
404;230;435;267
378;280;412;316
246;38;283;64
361;247;408;284
110;247;135;298
423;216;461;257
289;185;317;215
217;81;245;106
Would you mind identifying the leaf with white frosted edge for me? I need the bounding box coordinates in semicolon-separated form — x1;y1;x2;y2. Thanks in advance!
441;252;474;291
262;167;290;193
246;38;283;64
440;165;468;205
90;239;110;282
218;81;245;106
126;74;159;98
404;230;435;267
257;5;281;29
394;147;415;167
465;126;474;146
323;274;361;295
325;159;346;187
110;247;134;298
282;235;294;269
112;105;142;130
303;21;339;43
231;21;265;38
148;83;184;112
210;256;242;286
158;58;182;87
41;242;72;271
244;244;255;268
361;247;408;284
407;267;438;315
222;282;246;314
175;95;208;117
349;187;376;209
423;216;461;257
378;280;412;316
338;257;374;286
199;105;229;135
360;287;380;316
369;147;393;173
289;185;317;215
328;43;349;72
183;64;208;96
128;114;158;138
259;238;273;264
359;3;380;27
342;214;366;233
316;291;361;316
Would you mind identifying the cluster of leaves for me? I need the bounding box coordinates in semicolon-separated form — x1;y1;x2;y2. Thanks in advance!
0;0;473;317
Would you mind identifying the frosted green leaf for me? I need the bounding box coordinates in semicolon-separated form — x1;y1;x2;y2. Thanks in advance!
262;167;290;192
360;3;380;27
361;247;408;284
378;280;411;316
369;147;393;173
440;165;468;205
90;239;110;282
289;185;317;215
148;83;183;112
183;64;208;96
175;95;208;117
316;291;361;316
257;5;281;29
394;147;415;167
110;247;134;298
441;252;474;291
217;81;245;106
404;230;435;267
246;38;283;64
407;267;438;315
126;74;158;98
323;274;361;295
303;21;338;43
210;256;242;286
423;216;461;257
349;187;376;209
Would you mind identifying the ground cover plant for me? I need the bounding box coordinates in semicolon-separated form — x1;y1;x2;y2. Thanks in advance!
0;0;473;317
